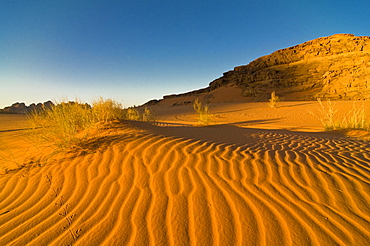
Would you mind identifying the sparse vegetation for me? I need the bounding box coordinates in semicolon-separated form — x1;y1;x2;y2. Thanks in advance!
142;107;156;122
124;107;141;121
28;100;97;150
316;98;370;131
268;91;280;108
123;106;156;122
92;97;123;124
27;98;156;151
193;99;212;126
316;98;337;130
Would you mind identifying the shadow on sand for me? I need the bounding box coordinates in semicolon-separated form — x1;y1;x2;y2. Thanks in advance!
128;120;349;147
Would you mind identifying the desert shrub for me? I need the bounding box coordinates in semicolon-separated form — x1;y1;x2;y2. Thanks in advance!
268;91;280;108
316;98;369;131
122;106;156;122
28;100;96;150
124;107;141;121
336;100;370;130
28;98;126;150
317;98;337;130
28;97;158;150
142;107;156;122
92;97;123;123
193;99;212;126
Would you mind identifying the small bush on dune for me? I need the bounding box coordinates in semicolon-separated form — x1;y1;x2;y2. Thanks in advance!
124;107;155;122
92;97;123;124
268;91;280;108
142;107;156;122
341;101;369;130
193;99;212;126
123;106;156;122
124;107;141;121
28;100;96;150
317;98;337;130
28;98;157;151
316;98;370;131
28;98;128;149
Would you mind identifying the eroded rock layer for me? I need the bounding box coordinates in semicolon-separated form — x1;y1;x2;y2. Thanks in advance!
162;34;370;102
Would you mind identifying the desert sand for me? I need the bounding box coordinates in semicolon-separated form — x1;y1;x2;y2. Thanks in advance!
0;100;370;245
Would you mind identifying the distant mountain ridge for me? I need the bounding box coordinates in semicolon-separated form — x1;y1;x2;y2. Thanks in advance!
152;34;370;104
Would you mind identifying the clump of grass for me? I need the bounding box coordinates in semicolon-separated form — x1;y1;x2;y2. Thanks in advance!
193;99;212;126
28;98;158;151
28;100;96;150
268;91;280;108
316;98;369;131
124;107;141;121
317;98;337;130
92;97;123;124
28;98;125;150
142;107;156;122
123;106;156;122
341;101;369;130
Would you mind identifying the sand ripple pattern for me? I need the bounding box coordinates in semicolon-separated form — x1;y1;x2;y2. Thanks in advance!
0;127;369;245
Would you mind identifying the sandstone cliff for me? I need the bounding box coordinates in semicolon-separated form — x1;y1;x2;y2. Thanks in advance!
157;34;370;104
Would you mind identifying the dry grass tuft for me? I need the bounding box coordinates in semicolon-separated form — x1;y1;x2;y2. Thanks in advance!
28;100;95;150
316;98;370;131
193;99;212;126
268;91;280;108
28;98;125;150
92;97;123;124
124;107;141;121
28;98;157;151
142;107;156;122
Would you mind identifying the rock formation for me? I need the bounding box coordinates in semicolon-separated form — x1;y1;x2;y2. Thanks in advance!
157;34;370;103
0;101;54;114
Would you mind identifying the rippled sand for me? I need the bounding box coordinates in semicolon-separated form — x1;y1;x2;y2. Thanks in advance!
1;101;369;245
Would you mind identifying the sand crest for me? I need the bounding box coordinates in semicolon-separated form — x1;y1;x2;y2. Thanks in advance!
0;101;369;245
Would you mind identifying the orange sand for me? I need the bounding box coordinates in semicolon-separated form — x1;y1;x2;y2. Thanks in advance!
0;101;369;245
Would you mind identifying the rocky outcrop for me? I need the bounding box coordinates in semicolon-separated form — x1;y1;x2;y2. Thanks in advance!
0;101;54;114
159;34;370;102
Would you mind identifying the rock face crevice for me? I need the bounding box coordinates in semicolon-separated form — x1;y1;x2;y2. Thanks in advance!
162;34;370;102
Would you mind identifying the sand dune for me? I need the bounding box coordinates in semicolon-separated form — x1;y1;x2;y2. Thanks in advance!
1;101;370;245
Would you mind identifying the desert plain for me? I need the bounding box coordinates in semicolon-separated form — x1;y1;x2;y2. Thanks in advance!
0;99;369;246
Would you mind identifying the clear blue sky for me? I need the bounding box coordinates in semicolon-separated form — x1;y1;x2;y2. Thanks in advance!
1;0;369;108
